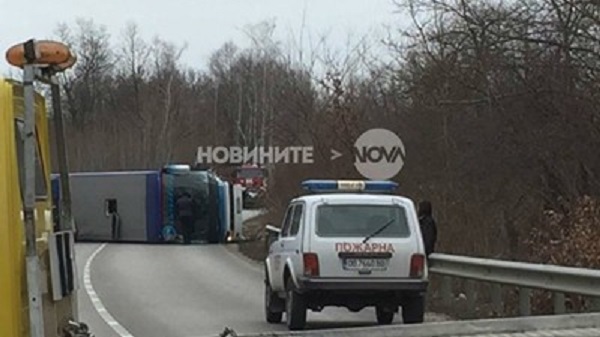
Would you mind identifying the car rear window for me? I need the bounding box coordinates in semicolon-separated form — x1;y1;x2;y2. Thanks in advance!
315;204;411;238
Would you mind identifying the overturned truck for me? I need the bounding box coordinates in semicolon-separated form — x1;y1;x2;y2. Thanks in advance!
51;165;244;243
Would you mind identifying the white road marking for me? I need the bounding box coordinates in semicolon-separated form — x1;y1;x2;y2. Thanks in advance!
84;243;135;337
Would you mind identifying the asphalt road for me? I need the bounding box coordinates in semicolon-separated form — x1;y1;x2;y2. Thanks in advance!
75;210;444;337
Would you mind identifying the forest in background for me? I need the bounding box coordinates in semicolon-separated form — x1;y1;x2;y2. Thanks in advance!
39;0;600;316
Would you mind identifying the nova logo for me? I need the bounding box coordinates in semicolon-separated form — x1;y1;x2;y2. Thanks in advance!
353;128;405;180
354;146;404;163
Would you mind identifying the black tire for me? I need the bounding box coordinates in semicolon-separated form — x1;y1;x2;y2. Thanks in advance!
285;278;307;330
376;306;395;324
265;282;283;323
402;295;425;324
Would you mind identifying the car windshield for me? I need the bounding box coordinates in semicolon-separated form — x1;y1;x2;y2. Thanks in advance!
316;204;410;238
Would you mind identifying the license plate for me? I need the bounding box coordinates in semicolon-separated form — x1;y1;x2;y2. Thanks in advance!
343;258;388;270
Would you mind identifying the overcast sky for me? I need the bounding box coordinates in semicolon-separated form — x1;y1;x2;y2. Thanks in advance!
0;0;409;75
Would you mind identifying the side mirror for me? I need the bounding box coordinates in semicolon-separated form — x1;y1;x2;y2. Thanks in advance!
264;224;280;252
265;224;281;236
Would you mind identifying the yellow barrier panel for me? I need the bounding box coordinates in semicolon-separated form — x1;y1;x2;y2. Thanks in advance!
3;39;81;337
0;78;56;337
0;79;27;337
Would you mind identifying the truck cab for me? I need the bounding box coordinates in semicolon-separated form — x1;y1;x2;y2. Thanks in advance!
264;180;428;330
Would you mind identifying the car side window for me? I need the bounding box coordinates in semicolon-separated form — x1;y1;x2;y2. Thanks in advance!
289;203;304;237
280;205;294;238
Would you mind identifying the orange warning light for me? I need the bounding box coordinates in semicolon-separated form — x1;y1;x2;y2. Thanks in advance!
54;54;77;71
5;40;73;68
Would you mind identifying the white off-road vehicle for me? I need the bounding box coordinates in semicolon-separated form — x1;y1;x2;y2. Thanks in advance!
263;180;428;330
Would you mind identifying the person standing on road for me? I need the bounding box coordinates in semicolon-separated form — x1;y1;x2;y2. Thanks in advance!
176;192;194;244
418;200;438;256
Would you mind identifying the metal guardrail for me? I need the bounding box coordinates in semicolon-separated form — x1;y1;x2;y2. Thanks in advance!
237;215;600;336
229;254;600;337
247;212;600;316
428;253;600;316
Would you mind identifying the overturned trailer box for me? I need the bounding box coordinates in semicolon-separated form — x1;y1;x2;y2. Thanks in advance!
52;171;162;242
52;166;245;244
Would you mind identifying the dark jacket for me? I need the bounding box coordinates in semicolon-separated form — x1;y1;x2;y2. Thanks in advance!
176;195;194;218
419;214;437;256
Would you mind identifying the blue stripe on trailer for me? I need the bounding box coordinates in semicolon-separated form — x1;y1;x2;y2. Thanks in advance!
51;175;60;201
145;172;162;242
217;180;231;243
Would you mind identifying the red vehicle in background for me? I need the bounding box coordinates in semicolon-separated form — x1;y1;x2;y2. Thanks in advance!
232;164;266;208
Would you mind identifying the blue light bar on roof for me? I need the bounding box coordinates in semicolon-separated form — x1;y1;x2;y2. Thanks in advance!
301;180;398;193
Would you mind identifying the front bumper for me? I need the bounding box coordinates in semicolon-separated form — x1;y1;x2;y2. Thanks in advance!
296;277;428;292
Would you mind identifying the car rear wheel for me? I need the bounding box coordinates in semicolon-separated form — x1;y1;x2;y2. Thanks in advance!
265;282;283;323
375;306;395;324
402;295;425;324
285;278;306;330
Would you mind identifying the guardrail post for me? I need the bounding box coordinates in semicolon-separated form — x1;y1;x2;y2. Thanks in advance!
428;253;600;318
553;292;565;314
466;280;475;317
519;288;531;316
590;297;600;312
441;276;452;307
491;284;502;316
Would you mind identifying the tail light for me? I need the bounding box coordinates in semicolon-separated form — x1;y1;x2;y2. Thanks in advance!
410;254;425;278
303;253;320;277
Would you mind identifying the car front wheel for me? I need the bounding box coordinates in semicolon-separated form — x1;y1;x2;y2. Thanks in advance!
265;282;283;323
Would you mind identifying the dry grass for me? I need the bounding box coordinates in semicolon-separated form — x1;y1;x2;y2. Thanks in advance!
525;196;600;314
238;214;271;262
